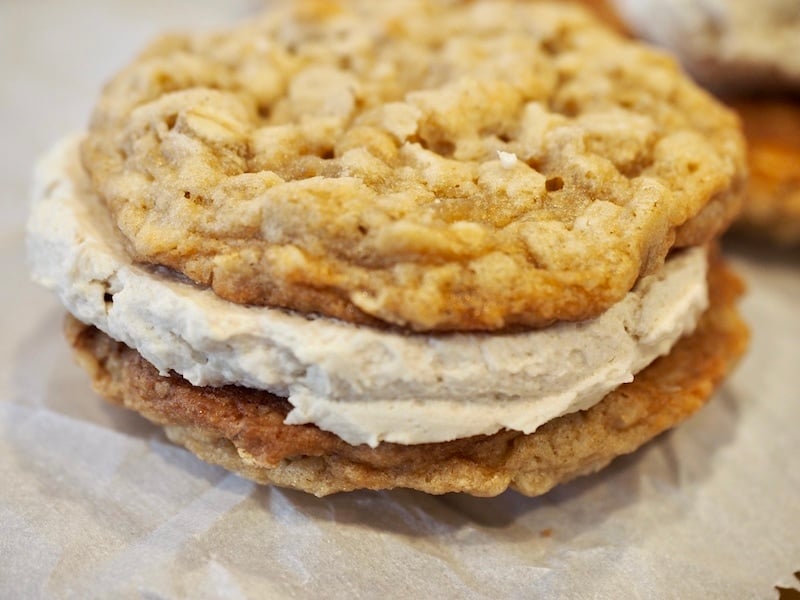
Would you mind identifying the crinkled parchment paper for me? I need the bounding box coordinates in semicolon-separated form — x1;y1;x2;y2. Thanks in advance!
1;2;798;598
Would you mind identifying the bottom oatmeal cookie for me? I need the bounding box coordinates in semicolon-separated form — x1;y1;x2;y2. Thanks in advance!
64;253;747;497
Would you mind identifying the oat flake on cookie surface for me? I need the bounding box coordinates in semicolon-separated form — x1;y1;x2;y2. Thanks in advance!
82;0;745;331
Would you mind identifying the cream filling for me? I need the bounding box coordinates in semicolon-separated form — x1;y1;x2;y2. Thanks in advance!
27;136;710;447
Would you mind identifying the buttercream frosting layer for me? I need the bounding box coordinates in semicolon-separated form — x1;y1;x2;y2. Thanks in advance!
28;136;709;446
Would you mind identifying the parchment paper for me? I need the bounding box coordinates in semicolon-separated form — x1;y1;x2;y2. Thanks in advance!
2;2;798;598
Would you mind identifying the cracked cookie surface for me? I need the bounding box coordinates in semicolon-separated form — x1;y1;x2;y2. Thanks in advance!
82;0;745;330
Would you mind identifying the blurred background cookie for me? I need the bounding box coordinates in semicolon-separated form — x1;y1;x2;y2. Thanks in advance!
609;0;800;93
727;97;800;245
581;0;800;246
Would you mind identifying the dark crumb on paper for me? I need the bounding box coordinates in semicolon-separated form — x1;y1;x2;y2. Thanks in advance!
776;586;800;600
775;571;800;600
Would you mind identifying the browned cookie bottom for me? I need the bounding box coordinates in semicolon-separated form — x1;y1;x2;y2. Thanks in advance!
65;253;748;497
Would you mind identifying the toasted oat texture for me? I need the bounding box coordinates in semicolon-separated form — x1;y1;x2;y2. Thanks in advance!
65;254;747;497
82;0;745;331
729;99;800;245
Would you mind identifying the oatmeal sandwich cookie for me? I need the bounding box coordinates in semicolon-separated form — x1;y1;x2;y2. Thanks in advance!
28;0;748;496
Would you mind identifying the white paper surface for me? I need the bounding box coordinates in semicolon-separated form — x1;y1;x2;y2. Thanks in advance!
2;2;799;598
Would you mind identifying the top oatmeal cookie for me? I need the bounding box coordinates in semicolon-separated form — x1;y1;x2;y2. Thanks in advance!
82;0;745;331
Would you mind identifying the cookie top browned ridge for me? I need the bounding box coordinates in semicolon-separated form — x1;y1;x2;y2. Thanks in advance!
81;0;745;331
